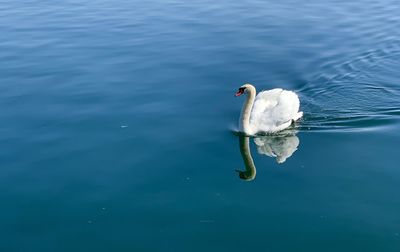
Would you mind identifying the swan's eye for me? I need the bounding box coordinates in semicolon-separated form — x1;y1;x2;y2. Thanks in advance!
235;87;246;97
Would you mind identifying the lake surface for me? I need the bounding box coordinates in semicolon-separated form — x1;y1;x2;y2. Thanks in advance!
1;0;400;251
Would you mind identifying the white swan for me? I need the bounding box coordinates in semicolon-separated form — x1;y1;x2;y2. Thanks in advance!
235;84;303;135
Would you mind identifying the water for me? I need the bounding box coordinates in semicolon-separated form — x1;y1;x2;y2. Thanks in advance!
1;0;400;251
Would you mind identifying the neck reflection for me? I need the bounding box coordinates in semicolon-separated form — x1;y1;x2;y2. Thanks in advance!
237;135;256;181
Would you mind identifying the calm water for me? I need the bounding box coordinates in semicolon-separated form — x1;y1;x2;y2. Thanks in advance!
1;0;400;251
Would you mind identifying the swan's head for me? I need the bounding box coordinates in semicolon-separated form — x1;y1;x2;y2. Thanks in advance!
236;169;256;181
235;84;255;97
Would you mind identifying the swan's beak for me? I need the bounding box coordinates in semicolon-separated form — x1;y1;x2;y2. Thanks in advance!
235;89;244;97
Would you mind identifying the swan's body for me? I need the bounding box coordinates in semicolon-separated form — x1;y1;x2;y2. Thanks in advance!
235;84;303;135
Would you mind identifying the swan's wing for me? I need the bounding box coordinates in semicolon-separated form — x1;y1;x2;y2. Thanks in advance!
250;89;301;132
250;88;283;130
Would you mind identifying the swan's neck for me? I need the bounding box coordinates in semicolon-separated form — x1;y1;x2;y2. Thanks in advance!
239;88;256;135
238;136;256;181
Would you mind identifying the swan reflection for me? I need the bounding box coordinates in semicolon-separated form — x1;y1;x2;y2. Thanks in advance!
236;136;257;181
236;130;300;181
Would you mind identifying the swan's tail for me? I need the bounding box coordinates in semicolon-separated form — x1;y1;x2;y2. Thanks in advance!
293;111;303;121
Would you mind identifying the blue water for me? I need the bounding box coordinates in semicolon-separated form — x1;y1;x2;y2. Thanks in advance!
1;0;400;251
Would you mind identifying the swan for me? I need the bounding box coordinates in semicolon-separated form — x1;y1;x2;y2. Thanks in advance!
235;84;303;135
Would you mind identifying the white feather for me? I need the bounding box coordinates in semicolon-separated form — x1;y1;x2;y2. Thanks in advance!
237;84;303;134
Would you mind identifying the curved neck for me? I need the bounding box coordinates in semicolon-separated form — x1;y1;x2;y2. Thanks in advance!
239;87;256;134
238;136;256;181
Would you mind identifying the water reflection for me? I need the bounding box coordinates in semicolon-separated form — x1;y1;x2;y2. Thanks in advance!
236;136;257;181
236;130;300;181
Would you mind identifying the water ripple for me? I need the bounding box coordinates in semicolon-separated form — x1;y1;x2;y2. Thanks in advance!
299;40;400;132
